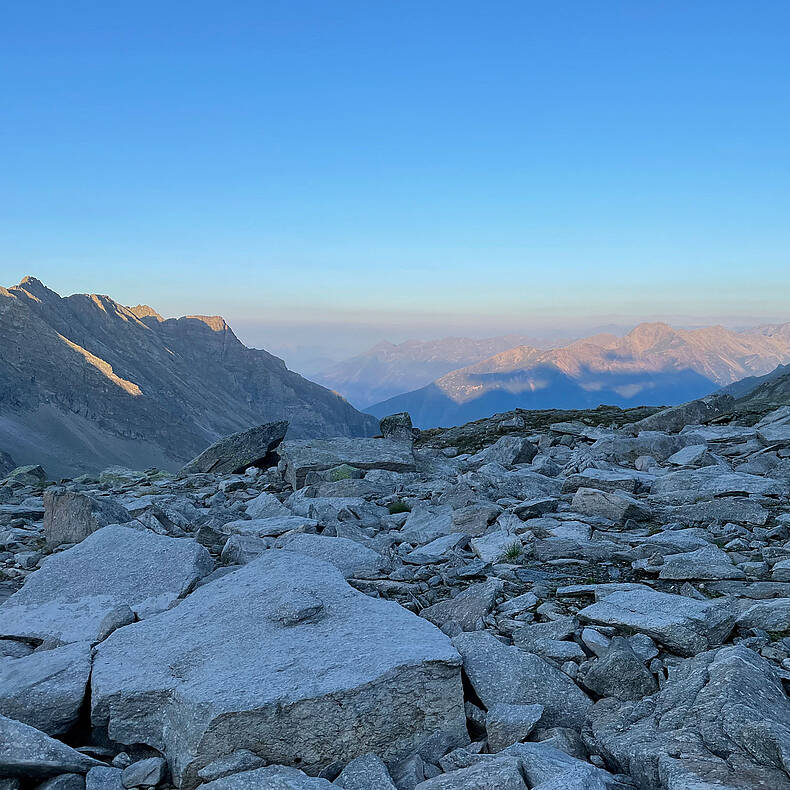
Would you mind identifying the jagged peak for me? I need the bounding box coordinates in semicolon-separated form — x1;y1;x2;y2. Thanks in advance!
129;304;164;321
12;275;60;303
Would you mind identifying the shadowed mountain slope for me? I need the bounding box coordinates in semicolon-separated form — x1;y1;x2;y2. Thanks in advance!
368;322;790;428
0;277;377;477
314;335;538;408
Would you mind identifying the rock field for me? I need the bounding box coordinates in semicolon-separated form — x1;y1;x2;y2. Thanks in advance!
3;402;790;790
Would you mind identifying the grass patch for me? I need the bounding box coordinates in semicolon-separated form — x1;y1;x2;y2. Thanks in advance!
503;541;523;561
388;500;412;515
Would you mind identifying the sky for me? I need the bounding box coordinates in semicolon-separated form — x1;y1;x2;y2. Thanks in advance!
2;1;790;369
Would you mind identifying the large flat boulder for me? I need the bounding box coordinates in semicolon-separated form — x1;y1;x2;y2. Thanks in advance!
0;525;213;645
0;641;92;735
578;589;735;656
278;438;416;489
91;551;467;789
43;490;132;549
0;714;102;778
649;466;788;504
180;421;288;476
587;646;790;790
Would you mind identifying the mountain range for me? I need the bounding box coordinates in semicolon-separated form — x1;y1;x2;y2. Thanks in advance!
0;277;376;477
313;335;541;408
363;322;790;428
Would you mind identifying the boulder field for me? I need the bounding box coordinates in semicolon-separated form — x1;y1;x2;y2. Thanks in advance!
2;404;790;790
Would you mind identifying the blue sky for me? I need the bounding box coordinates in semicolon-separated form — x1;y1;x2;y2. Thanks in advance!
2;1;789;363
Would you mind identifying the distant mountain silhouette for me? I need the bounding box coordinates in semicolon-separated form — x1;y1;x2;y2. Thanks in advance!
0;277;377;477
368;322;790;428
314;335;540;408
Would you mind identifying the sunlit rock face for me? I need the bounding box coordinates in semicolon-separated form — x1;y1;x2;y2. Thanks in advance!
0;277;377;477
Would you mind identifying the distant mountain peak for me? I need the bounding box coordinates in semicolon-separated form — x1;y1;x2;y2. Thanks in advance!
0;278;377;476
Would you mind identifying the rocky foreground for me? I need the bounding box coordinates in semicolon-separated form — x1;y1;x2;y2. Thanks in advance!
2;400;790;790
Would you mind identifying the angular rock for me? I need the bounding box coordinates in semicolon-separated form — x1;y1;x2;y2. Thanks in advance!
180;421;288;476
466;437;538;470
244;491;291;519
587;645;790;790
469;531;522;564
561;469;639;495
277;534;386;578
658;546;746;581
737;598;790;632
220;534;268;565
4;465;47;486
196;766;333;790
85;768;123;790
0;525;213;645
400;505;454;545
578;637;656;701
404;533;467;565
420;579;503;631
334;753;397;790
91;551;467;789
278;438;415;490
37;774;86;790
44;491;131;549
625;393;734;434
485;703;544;752
0;641;92;735
571;488;651;524
0;714;102;778
452;631;591;730
121;758;167;788
379;413;415;442
578;589;735;656
414;757;527;790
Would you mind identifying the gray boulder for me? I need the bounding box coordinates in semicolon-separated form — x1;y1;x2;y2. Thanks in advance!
4;465;47;487
180;421;288;476
414;757;527;790
277;534;386;578
85;768;123;790
578;589;735;656
587;645;790;790
465;436;538;469
121;758;167;788
625;393;734;434
379;413;415;442
658;546;745;580
400;505;454;545
91;551;467;789
196;766;333;790
334;754;397;790
578;637;656;701
0;525;213;645
571;488;651;524
0;715;102;778
420;579;503;632
37;775;86;790
278;438;416;489
0;641;92;735
485;703;544;752
452;631;591;730
43;490;131;549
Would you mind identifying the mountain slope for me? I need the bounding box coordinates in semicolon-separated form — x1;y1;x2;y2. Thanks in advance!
313;335;538;408
0;277;377;477
368;322;790;428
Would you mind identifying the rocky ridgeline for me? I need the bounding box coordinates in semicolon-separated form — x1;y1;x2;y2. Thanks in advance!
2;401;790;790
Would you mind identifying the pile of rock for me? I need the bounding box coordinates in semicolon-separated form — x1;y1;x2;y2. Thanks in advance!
2;405;790;790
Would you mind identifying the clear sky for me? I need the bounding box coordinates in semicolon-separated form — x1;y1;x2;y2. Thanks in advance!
2;1;789;365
